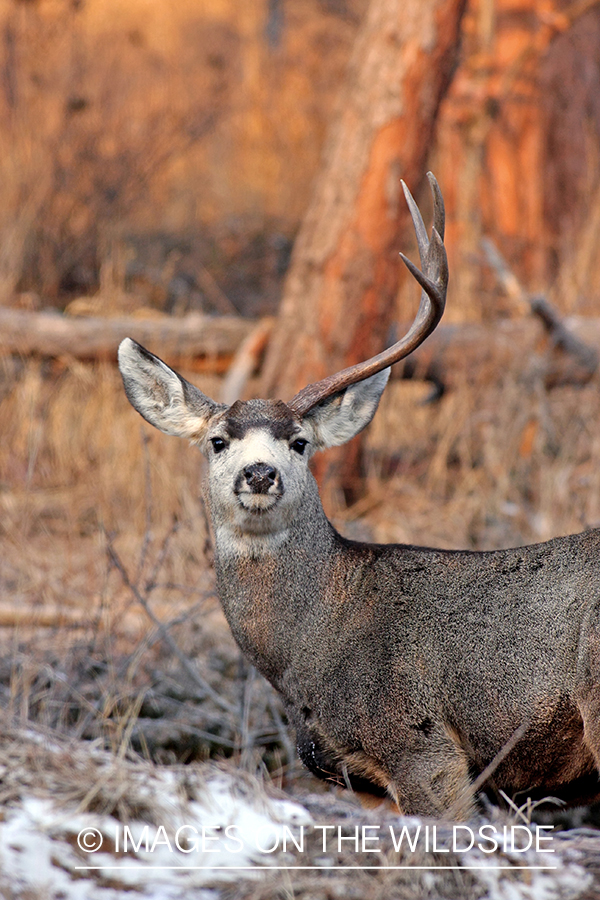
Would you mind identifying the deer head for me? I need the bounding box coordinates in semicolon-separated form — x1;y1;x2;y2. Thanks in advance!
118;174;447;552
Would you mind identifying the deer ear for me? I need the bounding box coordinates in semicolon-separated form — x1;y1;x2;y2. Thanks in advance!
118;338;224;442
301;368;390;450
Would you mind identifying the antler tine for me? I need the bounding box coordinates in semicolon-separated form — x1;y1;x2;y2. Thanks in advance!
428;171;445;241
289;174;448;417
402;180;428;268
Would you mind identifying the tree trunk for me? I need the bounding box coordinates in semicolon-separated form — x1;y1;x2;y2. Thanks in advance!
432;0;600;320
261;0;467;507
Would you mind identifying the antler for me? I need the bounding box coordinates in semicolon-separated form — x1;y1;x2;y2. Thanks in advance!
289;172;448;416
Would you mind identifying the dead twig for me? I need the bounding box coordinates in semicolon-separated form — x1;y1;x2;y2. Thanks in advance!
267;695;295;775
143;517;182;594
105;531;236;715
221;317;275;404
134;430;154;587
196;264;239;316
529;294;598;374
482;237;598;382
445;719;530;821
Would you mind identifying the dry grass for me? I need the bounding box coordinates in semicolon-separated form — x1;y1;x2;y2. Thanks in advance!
2;333;600;898
0;0;366;314
354;362;600;552
3;348;600;766
0;357;297;777
0;0;238;303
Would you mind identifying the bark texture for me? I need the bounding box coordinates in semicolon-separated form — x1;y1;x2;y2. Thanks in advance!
434;0;600;318
261;0;467;503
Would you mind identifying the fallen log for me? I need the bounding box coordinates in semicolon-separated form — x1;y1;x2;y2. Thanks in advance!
0;307;598;391
0;308;254;372
393;314;600;396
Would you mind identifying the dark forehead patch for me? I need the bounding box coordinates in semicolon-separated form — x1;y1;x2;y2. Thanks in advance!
225;399;301;440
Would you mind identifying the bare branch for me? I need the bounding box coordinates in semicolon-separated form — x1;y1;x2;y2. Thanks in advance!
105;532;236;715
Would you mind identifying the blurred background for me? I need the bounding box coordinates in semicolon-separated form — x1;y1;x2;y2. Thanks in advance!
2;0;600;789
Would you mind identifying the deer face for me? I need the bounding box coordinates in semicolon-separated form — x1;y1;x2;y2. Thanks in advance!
118;339;389;542
202;399;313;536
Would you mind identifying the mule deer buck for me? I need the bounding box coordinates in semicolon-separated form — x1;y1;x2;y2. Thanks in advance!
119;174;600;819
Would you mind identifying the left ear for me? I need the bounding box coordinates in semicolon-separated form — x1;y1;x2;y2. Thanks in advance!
118;338;224;443
301;368;390;450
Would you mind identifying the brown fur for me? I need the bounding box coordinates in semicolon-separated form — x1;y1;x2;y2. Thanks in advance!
118;336;600;819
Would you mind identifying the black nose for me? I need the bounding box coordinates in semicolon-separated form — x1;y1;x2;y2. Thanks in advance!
243;463;278;494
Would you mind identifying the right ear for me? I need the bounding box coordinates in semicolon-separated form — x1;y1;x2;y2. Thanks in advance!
301;368;390;450
118;338;224;442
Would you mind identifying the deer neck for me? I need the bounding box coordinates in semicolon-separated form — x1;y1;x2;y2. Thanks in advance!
209;476;337;687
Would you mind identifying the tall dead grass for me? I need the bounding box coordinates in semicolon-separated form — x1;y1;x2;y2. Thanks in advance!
361;363;600;550
0;357;296;779
2;340;600;785
0;1;231;303
3;352;600;597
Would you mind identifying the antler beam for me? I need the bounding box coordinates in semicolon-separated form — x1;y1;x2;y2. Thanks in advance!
289;172;448;416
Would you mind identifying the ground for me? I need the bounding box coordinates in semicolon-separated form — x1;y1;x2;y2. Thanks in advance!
3;346;600;896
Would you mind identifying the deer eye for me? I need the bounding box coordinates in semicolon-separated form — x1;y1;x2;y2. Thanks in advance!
291;438;308;455
210;437;229;454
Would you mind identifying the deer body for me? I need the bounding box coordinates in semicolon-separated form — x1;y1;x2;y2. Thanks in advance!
118;176;600;818
213;469;600;817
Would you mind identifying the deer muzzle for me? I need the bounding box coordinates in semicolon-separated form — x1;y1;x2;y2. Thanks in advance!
233;463;284;515
243;463;278;494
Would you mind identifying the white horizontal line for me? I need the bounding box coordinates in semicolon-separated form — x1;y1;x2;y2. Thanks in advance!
75;865;558;871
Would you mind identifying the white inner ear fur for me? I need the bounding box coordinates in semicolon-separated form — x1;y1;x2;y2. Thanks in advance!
302;368;390;450
118;338;220;442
